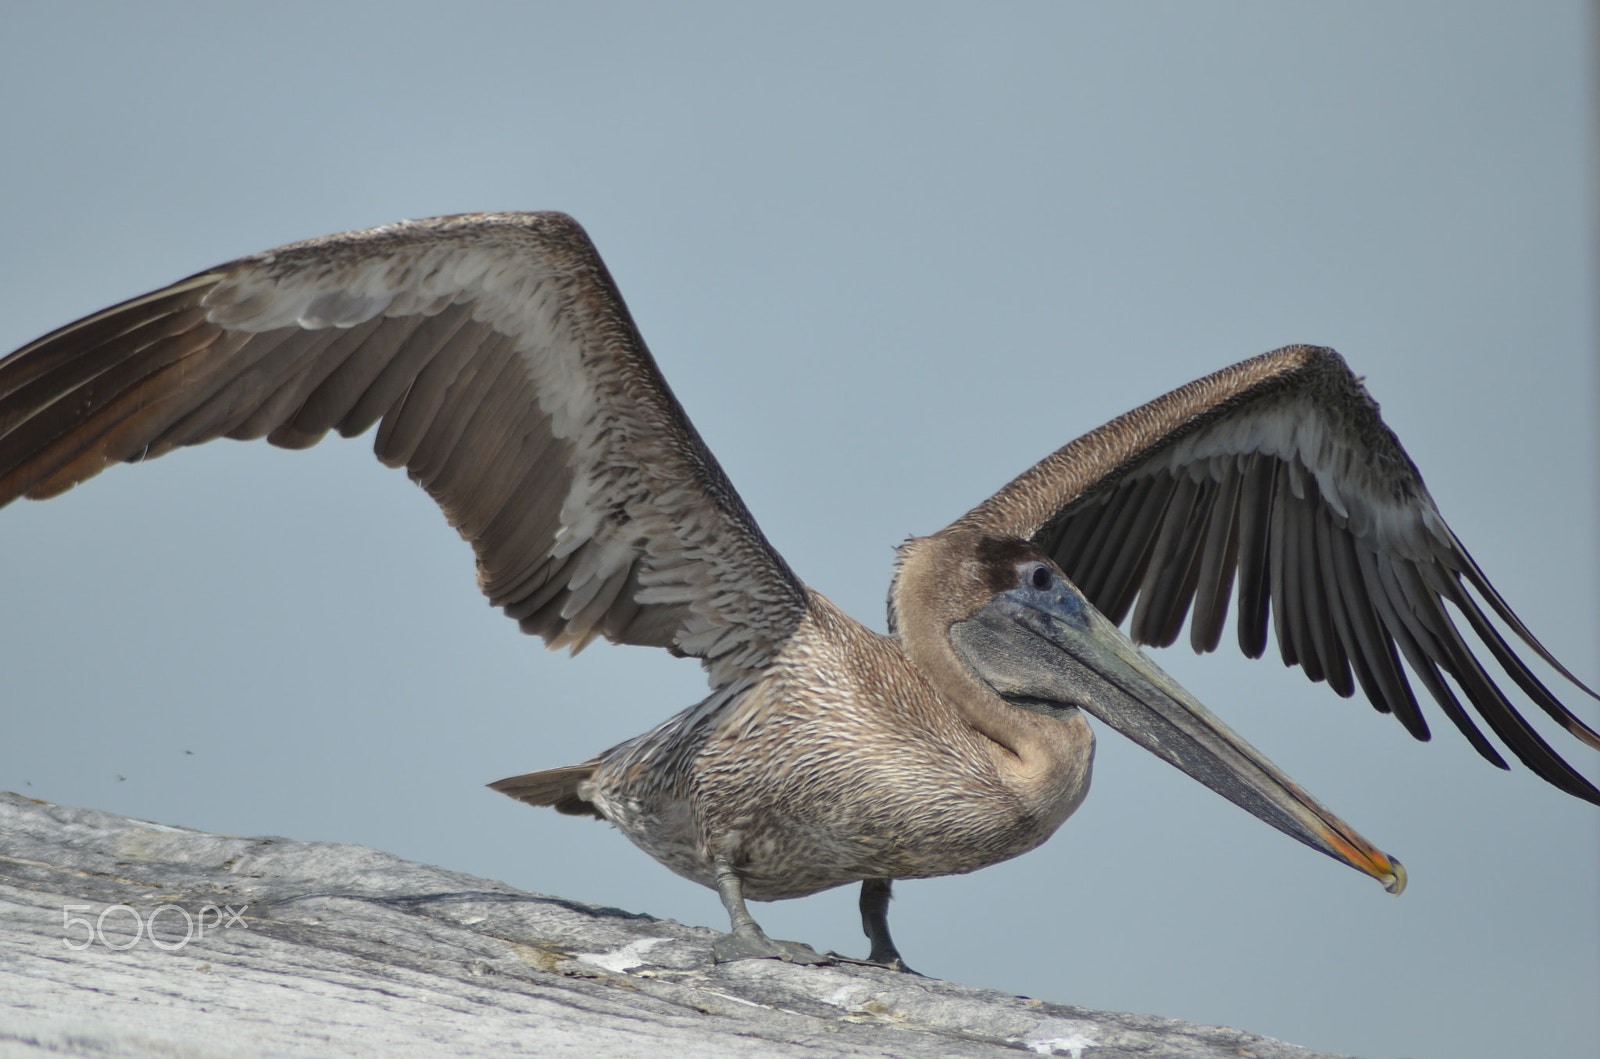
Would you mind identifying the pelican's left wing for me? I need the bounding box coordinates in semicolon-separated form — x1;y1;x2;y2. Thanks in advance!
0;212;807;691
952;345;1600;802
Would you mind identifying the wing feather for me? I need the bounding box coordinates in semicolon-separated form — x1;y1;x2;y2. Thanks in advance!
0;212;806;689
1234;451;1276;660
1085;475;1168;612
370;316;492;464
230;327;354;441
1328;524;1426;730
1189;468;1241;654
1268;462;1304;672
1310;502;1355;699
1100;492;1165;625
1130;473;1201;646
954;344;1598;801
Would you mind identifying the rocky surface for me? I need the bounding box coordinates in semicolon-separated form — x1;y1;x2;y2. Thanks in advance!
0;792;1356;1057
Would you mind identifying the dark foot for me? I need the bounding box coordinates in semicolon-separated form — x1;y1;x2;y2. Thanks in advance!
824;949;923;975
852;879;919;973
712;928;831;966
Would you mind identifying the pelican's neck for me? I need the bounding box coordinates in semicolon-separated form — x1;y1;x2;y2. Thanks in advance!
889;534;1093;792
897;604;1063;759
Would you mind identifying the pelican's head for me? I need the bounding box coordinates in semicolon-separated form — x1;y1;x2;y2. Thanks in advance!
896;529;1406;895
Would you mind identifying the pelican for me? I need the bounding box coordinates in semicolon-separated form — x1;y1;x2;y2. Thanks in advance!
2;212;1595;970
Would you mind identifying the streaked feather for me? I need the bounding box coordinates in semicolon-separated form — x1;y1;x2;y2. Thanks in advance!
0;212;807;690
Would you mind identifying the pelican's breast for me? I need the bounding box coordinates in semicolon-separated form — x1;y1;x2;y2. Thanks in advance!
676;593;1096;900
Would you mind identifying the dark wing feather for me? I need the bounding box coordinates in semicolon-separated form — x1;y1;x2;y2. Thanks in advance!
954;345;1600;802
0;212;806;690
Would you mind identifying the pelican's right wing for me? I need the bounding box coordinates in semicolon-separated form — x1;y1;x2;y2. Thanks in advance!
0;212;807;690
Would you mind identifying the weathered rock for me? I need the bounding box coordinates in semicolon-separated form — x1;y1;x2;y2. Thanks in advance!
0;793;1354;1058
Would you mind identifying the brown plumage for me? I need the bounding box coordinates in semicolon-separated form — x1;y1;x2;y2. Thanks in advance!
1;212;1593;968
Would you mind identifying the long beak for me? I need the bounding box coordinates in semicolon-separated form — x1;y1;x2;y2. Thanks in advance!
952;590;1406;895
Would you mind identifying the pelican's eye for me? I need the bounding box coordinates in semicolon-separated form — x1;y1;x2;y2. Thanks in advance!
1029;564;1053;591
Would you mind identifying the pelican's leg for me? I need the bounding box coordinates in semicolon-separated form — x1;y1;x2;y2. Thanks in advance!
820;878;922;973
710;857;829;966
858;878;918;974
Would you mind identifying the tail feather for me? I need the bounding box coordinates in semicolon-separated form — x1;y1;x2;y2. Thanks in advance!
489;763;603;819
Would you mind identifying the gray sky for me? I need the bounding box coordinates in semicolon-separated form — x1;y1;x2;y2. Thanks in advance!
1;5;1595;1058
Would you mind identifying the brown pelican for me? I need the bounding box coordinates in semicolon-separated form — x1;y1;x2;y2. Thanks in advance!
1;212;1594;970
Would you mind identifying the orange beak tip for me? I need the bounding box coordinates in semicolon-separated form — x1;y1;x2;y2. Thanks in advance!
1380;854;1407;896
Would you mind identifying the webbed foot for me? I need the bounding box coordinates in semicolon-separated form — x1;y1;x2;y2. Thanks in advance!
712;927;831;966
825;949;923;975
711;856;833;966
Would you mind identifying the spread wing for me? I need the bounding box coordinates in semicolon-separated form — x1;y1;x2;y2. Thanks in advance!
0;212;807;690
953;345;1600;802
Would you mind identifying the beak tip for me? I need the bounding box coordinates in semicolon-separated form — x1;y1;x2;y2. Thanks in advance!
1380;854;1407;896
